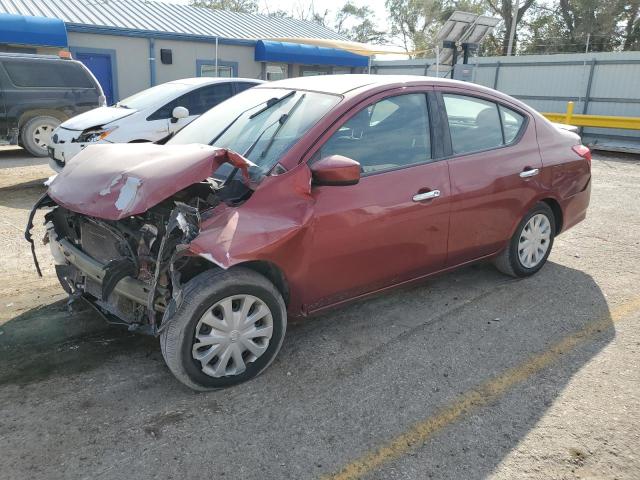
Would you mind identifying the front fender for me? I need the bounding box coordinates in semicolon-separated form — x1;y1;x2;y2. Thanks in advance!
187;163;315;271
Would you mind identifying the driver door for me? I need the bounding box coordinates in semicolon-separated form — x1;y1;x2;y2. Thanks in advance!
304;91;451;311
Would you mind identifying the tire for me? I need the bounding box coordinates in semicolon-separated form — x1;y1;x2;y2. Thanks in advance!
494;202;556;278
160;267;287;391
21;116;61;157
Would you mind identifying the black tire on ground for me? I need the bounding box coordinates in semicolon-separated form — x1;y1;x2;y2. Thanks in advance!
20;116;61;157
160;267;287;391
494;202;556;278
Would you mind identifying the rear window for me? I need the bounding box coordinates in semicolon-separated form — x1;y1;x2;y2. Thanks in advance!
2;60;94;88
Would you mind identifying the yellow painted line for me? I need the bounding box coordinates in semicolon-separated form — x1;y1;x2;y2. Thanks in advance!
325;295;640;480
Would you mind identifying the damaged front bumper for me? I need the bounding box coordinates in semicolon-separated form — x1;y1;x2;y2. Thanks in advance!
26;193;202;335
50;236;166;311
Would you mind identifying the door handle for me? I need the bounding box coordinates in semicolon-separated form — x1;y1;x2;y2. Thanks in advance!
413;190;441;202
519;168;540;178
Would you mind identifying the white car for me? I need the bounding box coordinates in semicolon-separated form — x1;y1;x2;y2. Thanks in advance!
47;77;262;171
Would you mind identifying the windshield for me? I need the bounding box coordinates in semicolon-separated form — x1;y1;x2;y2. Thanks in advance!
117;82;193;110
169;87;340;176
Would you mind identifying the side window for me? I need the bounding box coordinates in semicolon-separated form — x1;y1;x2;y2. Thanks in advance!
148;83;233;120
320;93;431;174
443;94;503;155
3;60;94;88
181;83;233;116
235;82;258;93
500;105;525;143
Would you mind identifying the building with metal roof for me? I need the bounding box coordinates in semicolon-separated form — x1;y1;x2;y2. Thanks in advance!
0;0;368;103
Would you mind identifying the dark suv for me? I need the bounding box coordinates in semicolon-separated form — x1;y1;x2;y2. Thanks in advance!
0;52;104;156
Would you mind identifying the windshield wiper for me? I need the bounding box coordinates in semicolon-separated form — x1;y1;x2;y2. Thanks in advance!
249;90;295;119
259;93;306;159
222;94;307;186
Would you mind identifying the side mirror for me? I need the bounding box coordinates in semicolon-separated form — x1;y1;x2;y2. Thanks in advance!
171;106;189;123
311;155;361;186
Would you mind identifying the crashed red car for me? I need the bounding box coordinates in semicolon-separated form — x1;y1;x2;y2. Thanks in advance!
27;75;591;390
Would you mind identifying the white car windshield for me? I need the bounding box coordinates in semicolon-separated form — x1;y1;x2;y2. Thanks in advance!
116;82;193;110
168;87;341;177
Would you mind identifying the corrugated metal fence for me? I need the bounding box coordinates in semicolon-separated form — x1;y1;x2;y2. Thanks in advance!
372;52;640;151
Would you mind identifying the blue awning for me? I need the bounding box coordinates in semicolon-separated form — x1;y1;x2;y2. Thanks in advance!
255;40;369;67
0;14;68;48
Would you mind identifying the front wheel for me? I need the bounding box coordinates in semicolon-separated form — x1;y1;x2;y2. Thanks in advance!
160;267;287;391
21;116;61;157
494;202;556;277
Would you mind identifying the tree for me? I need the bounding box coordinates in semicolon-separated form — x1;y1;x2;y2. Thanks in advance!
519;0;639;54
485;0;537;55
190;0;258;14
623;0;640;50
335;2;387;43
558;0;626;52
385;0;443;57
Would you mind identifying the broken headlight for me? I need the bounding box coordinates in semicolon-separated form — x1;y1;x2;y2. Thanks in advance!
78;126;118;143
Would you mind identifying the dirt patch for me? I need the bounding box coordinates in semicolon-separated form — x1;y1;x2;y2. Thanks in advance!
142;410;187;438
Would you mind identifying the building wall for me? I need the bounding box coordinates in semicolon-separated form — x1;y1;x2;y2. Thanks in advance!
153;39;261;83
68;32;149;100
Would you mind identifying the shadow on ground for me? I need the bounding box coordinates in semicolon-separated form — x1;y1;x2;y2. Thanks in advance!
0;261;613;480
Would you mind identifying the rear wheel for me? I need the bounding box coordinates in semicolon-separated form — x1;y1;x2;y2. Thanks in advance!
160;267;287;391
494;202;555;277
21;116;60;157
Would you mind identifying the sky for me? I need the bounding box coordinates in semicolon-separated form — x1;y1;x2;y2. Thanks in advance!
150;0;390;35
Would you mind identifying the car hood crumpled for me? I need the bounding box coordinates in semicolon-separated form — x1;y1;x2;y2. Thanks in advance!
47;143;254;220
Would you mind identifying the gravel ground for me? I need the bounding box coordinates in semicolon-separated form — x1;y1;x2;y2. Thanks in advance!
0;147;638;480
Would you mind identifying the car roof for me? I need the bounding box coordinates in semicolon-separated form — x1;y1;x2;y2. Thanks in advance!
259;74;449;95
258;74;531;110
167;77;264;86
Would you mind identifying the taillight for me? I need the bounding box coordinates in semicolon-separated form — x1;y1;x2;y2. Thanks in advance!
572;144;591;166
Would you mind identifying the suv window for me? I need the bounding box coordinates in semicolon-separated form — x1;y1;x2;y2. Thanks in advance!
2;60;94;88
443;94;504;155
320;93;431;174
148;83;233;120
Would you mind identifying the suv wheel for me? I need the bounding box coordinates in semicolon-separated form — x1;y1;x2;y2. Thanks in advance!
494;202;556;277
160;267;287;391
21;116;61;157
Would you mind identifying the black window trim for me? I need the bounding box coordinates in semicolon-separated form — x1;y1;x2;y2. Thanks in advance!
308;89;444;179
436;90;530;160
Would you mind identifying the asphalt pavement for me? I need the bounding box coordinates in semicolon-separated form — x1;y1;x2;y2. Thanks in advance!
0;149;639;480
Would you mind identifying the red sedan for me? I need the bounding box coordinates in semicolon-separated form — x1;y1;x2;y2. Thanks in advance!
27;75;591;390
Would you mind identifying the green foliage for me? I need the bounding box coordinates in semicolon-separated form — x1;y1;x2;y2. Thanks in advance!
190;0;258;14
335;2;388;43
520;0;640;53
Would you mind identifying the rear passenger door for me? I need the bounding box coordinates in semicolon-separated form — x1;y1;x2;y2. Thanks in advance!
438;90;543;266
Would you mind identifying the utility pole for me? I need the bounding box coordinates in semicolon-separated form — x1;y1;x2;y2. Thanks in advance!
506;0;520;56
585;33;590;53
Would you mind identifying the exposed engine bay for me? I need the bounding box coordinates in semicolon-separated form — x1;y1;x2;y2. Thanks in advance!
25;144;260;335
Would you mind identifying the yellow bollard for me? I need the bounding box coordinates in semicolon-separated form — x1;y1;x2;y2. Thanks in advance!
565;101;574;124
